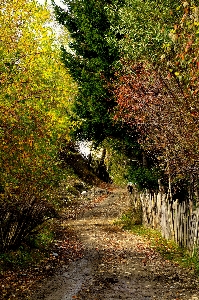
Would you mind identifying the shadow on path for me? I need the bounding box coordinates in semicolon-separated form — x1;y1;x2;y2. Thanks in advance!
31;187;199;300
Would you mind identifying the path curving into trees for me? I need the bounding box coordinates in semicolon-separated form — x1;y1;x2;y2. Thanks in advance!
32;186;199;300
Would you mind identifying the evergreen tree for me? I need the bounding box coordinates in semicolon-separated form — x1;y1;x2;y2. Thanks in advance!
53;0;125;143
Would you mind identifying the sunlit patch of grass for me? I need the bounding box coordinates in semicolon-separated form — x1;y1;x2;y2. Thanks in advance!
118;212;199;275
115;207;142;229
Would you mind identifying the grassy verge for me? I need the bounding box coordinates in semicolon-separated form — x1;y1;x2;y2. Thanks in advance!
117;211;199;275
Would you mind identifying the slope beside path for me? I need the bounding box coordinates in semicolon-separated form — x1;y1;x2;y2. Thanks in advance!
31;186;199;300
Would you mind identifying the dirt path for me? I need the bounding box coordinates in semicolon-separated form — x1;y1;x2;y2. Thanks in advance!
31;187;199;300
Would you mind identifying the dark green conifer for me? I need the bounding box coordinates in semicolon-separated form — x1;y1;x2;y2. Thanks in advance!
53;0;125;143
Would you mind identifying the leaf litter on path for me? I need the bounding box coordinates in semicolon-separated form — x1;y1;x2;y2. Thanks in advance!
2;185;199;300
31;186;199;300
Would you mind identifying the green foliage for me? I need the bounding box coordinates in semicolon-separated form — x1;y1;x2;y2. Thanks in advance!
53;0;127;143
0;226;54;270
118;209;142;228
0;249;34;269
101;139;129;185
98;137;141;185
131;225;186;260
190;247;199;275
27;226;55;250
118;0;182;62
128;166;161;191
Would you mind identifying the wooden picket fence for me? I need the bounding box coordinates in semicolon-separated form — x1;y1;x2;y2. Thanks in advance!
134;190;199;255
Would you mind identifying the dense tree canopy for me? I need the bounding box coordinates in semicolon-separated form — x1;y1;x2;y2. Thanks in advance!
51;0;192;188
54;0;199;192
0;0;77;251
113;0;199;184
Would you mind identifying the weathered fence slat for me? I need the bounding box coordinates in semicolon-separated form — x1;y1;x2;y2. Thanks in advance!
138;191;199;254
